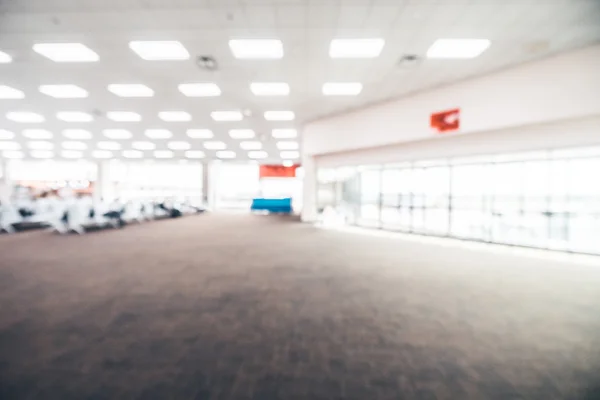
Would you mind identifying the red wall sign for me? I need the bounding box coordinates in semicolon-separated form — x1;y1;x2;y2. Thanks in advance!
259;165;299;178
430;108;460;133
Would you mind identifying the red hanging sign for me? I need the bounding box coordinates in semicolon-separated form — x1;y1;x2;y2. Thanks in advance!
259;165;299;178
430;108;460;133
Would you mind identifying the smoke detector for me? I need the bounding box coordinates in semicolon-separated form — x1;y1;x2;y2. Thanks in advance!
397;54;421;68
196;55;218;71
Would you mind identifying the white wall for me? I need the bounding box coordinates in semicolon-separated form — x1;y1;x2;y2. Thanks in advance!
304;44;600;157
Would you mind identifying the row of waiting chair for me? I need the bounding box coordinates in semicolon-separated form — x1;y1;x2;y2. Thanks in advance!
0;197;204;235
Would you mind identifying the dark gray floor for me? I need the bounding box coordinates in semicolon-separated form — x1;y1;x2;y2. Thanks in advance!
1;214;600;399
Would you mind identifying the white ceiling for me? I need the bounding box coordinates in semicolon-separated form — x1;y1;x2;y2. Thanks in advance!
0;0;599;162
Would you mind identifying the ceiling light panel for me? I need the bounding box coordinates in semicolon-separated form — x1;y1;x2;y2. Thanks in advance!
30;150;54;158
250;82;290;96
103;129;132;139
322;82;363;96
0;130;14;139
248;151;268;159
129;41;190;60
61;150;83;159
280;151;300;159
0;142;20;150
27;141;54;150
168;141;191;150
204;141;226;150
229;129;255;139
282;160;294;167
178;83;221;97
158;111;191;122
3;150;24;159
97;141;121;150
57;112;93;122
211;111;243;122
329;38;385;58
6;112;44;123
108;84;154;97
0;50;12;63
132;141;156;150
107;111;142;122
216;150;236;159
39;85;88;98
276;141;299;150
185;150;205;159
240;141;262;150
145;129;172;139
0;85;25;99
92;150;113;159
426;38;491;59
62;129;92;139
229;39;283;59
61;141;87;150
264;111;295;121
23;129;52;139
154;150;174;158
187;129;213;139
272;129;297;139
33;43;99;62
123;150;143;159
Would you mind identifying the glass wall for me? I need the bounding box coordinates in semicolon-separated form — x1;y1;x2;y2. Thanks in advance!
317;146;600;255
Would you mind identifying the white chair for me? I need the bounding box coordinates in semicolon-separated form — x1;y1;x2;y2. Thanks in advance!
0;204;21;234
122;201;144;224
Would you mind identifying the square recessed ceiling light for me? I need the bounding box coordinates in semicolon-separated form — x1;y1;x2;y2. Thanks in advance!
204;141;227;150
211;111;243;122
57;111;93;122
282;160;294;167
264;111;295;121
129;41;190;60
30;150;54;158
132;141;156;150
123;150;143;159
103;129;132;139
0;129;14;139
158;111;191;122
92;150;113;159
0;50;12;63
229;39;283;59
187;129;213;139
276;141;299;150
108;84;154;97
3;150;24;159
154;150;174;158
62;129;92;139
426;38;491;59
272;129;297;139
33;43;99;62
168;141;191;150
250;82;290;96
185;150;205;159
39;85;88;98
107;111;142;122
145;129;172;139
23;129;53;139
280;151;299;159
322;82;363;96
27;141;54;150
329;38;385;58
229;129;255;139
216;150;236;159
240;141;262;150
61;150;83;159
178;83;221;97
7;112;44;123
0;142;20;150
62;141;87;150
0;85;25;99
97;141;121;150
248;150;268;159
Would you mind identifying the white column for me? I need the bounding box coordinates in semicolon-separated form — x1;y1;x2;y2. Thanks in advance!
0;159;13;204
204;161;219;210
94;161;112;203
301;155;318;222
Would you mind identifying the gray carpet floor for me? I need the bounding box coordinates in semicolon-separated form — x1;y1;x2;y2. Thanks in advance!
1;214;600;400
